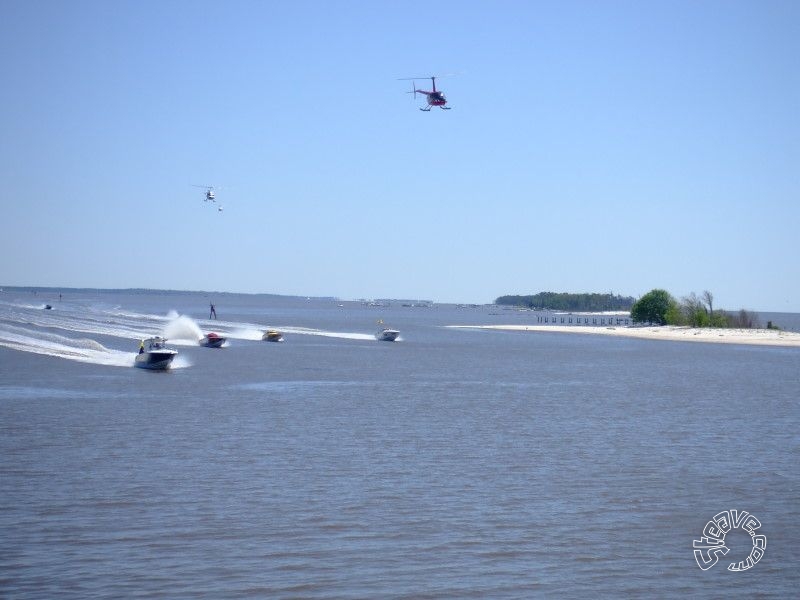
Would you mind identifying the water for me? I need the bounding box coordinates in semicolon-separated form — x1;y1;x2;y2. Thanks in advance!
1;288;799;598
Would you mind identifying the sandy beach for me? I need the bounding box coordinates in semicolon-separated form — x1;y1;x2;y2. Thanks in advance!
448;324;800;347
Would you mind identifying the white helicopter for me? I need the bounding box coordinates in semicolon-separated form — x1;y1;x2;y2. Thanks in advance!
192;184;224;212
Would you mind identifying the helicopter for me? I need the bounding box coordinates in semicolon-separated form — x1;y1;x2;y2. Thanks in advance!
399;76;451;111
193;184;216;202
192;185;224;211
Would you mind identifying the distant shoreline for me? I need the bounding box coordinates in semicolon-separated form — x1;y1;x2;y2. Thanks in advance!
447;324;800;347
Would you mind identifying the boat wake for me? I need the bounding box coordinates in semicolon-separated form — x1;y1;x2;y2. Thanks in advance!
211;324;375;342
163;315;204;346
0;295;384;368
0;325;134;367
0;299;190;367
170;354;193;369
299;329;376;341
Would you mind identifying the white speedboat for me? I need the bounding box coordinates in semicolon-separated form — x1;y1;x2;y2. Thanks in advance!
199;332;226;348
262;329;284;342
376;328;400;342
135;337;178;370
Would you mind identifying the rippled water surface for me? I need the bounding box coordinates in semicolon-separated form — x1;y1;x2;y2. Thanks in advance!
1;289;799;597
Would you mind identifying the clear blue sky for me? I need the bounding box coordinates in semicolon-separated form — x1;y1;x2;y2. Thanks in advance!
2;1;798;310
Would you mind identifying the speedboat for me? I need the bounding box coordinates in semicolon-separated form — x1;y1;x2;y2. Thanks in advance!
262;329;284;342
199;332;226;348
135;337;178;370
375;328;400;342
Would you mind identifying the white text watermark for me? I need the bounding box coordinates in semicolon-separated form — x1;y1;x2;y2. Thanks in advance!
693;509;766;571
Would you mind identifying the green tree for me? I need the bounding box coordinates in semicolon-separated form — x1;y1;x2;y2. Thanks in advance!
495;292;635;311
630;289;677;325
664;302;686;325
683;292;710;327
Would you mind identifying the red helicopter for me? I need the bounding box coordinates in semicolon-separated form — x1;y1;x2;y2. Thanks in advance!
399;76;451;111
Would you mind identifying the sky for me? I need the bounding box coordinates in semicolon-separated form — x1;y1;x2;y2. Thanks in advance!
1;1;798;310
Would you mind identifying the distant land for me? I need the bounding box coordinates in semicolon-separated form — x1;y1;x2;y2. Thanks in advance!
0;286;433;305
0;286;336;301
495;292;636;312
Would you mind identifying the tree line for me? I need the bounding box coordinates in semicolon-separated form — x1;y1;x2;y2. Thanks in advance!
630;289;766;328
495;292;636;312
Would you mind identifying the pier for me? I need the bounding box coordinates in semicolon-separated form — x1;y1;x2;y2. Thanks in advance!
534;313;633;327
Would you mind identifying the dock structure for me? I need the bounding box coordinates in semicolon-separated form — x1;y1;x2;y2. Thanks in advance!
534;313;633;327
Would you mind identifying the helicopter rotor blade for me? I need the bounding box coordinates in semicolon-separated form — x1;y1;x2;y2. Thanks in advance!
398;73;459;81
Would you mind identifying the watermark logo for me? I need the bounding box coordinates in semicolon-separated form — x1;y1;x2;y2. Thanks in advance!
693;509;766;571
